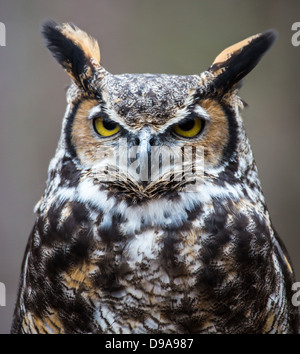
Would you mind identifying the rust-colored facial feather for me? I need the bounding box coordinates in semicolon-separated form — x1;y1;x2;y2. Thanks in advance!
71;99;110;167
197;99;229;166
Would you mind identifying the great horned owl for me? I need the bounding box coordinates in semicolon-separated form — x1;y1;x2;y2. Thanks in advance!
11;21;299;334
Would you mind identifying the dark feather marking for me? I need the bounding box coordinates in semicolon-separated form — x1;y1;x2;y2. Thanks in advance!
42;20;88;88
211;29;277;93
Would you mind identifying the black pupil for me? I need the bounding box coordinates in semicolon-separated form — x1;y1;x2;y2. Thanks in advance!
178;119;195;131
102;117;117;130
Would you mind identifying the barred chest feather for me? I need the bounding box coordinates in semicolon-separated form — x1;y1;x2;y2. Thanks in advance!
14;180;296;334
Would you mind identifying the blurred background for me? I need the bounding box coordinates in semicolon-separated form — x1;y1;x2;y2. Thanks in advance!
0;0;299;333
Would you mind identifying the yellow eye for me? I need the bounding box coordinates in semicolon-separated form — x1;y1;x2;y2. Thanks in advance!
172;117;203;138
93;117;120;137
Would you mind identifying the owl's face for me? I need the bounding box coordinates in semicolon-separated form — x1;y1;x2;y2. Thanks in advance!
43;22;276;202
70;72;231;197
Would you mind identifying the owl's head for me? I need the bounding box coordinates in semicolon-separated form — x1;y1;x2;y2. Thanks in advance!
42;21;276;202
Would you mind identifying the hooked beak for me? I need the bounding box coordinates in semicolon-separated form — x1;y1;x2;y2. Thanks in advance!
136;128;153;183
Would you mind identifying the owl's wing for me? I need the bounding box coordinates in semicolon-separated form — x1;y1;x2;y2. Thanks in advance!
11;228;35;333
272;228;295;278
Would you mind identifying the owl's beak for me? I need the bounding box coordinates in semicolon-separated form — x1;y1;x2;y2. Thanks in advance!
136;129;153;183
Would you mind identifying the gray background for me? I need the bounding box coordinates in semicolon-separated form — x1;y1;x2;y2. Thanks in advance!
0;0;299;333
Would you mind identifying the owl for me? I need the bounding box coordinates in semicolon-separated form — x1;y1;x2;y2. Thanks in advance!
11;20;299;334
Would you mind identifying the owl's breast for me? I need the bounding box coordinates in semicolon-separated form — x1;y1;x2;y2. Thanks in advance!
90;197;293;334
26;188;294;334
94;223;204;333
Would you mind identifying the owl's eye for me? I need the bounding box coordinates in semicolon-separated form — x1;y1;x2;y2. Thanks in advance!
93;117;120;137
172;117;203;138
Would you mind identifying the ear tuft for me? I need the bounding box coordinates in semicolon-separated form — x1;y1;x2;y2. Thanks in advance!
209;29;277;93
59;22;100;63
42;20;101;89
